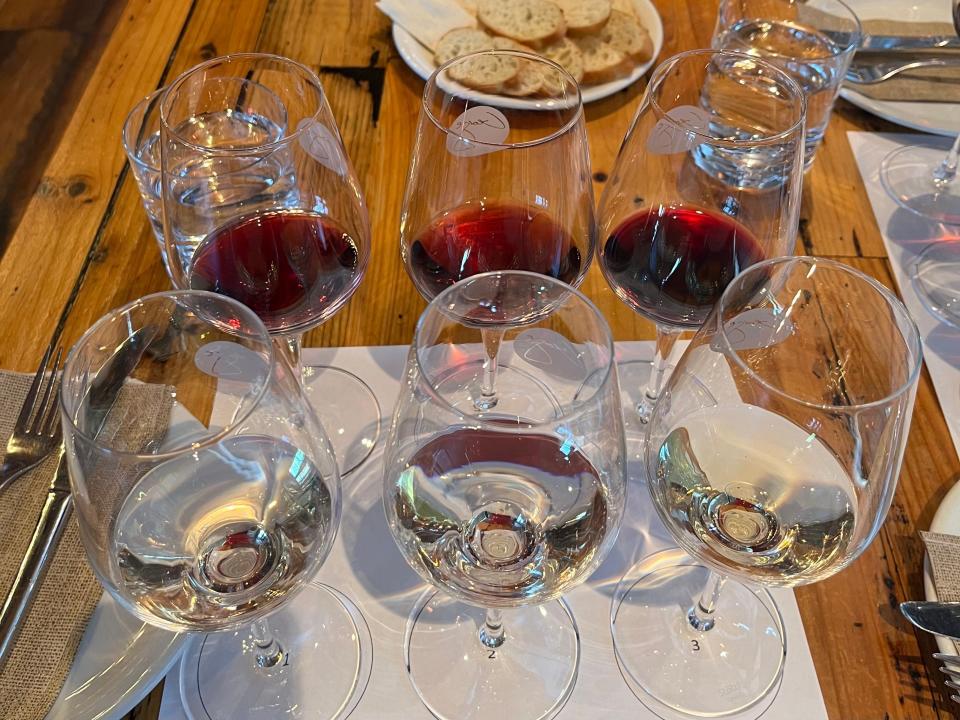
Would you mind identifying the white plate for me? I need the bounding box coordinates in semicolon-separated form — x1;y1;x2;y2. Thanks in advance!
840;0;960;137
391;0;664;106
922;480;960;657
46;591;185;720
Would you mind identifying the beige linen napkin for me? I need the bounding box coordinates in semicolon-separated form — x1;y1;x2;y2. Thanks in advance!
854;20;960;103
376;0;475;51
920;530;960;654
0;371;172;719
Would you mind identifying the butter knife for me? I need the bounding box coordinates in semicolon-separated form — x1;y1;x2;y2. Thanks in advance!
901;601;960;641
859;36;960;53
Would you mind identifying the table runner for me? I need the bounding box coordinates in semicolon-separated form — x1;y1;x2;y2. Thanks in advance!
158;342;828;719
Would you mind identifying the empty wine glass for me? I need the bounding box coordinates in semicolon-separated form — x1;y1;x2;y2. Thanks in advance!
399;49;596;413
597;49;806;430
60;291;370;719
382;271;625;720
159;52;379;474
611;257;922;718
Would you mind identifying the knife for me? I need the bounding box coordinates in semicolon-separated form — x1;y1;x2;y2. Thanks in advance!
858;36;960;53
901;601;960;641
0;325;159;668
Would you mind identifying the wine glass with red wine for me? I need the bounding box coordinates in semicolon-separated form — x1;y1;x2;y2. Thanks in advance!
158;52;378;475
597;49;806;427
399;49;596;411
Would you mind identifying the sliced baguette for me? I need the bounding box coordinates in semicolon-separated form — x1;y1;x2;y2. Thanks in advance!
492;37;544;96
434;27;495;67
610;0;636;16
573;35;633;84
540;36;584;84
601;9;653;63
477;0;566;49
554;0;612;36
450;53;520;93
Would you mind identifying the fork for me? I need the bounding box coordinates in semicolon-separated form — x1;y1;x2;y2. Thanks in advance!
0;342;64;492
933;653;960;704
845;56;960;85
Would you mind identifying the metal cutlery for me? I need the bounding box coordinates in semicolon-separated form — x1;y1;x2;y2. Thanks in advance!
934;653;960;704
858;36;960;53
845;56;960;85
901;601;960;641
0;342;64;492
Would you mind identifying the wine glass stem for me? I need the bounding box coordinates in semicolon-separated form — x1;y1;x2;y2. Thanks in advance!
276;333;306;378
476;328;504;411
687;571;726;632
932;133;960;188
479;608;505;649
251;617;286;668
637;325;683;423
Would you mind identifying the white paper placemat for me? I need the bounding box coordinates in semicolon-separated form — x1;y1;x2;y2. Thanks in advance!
160;342;827;719
848;131;960;456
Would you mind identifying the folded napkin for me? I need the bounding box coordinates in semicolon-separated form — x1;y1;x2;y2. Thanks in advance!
377;0;475;51
854;20;960;103
921;530;960;654
0;371;172;719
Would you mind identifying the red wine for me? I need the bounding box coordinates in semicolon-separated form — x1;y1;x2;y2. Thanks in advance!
408;201;584;299
189;210;360;332
602;206;764;327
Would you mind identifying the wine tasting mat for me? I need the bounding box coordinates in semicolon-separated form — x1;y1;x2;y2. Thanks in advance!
158;343;827;720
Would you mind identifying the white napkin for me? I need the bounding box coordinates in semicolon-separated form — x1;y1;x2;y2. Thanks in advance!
376;0;475;51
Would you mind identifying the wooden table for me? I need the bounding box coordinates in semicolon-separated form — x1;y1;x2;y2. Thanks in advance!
0;1;957;718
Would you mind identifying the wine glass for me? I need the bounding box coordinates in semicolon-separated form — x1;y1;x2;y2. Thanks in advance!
159;52;379;475
399;49;596;412
382;271;626;720
60;290;371;719
611;257;922;718
597;48;806;429
880;0;960;326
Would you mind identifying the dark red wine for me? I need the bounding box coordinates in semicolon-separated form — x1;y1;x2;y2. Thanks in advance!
189;210;360;332
408;201;584;298
602;206;764;327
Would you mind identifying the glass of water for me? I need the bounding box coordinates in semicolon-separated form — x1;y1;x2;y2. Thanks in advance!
60;290;371;719
712;0;861;169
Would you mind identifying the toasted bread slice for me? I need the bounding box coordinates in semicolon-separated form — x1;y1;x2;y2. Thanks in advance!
540;36;585;84
449;53;520;93
554;0;612;36
434;27;495;67
601;9;653;63
573;35;633;84
492;37;544;96
477;0;566;49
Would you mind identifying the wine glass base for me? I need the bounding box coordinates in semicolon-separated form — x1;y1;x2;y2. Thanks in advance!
301;364;381;476
180;582;373;720
611;548;785;719
881;143;960;226
404;588;579;720
912;239;960;329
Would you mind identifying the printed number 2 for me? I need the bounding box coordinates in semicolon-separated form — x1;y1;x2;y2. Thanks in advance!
690;640;700;652
488;650;497;659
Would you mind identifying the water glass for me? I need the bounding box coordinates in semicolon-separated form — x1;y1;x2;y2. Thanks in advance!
712;0;861;169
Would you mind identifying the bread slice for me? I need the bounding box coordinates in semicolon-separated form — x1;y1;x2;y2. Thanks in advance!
434;27;495;67
477;0;566;49
610;0;636;15
449;53;520;93
540;36;584;84
492;37;544;96
573;35;633;84
554;0;612;36
601;9;653;63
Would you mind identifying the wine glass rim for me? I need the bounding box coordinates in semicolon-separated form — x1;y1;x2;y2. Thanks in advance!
158;51;326;156
717;0;863;55
647;49;807;148
714;256;923;411
122;87;165;172
413;270;616;426
422;49;585;150
60;289;276;460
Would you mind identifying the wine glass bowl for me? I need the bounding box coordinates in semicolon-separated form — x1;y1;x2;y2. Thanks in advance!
400;50;597;302
383;270;626;720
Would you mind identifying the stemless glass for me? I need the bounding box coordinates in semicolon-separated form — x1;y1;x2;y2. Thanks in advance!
60;291;370;720
399;49;596;412
383;271;625;720
159;52;378;474
598;49;806;426
611;257;922;718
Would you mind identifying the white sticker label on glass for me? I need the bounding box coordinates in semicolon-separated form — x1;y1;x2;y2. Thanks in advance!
195;341;268;381
719;308;794;351
446;106;510;157
646;105;711;155
298;119;347;175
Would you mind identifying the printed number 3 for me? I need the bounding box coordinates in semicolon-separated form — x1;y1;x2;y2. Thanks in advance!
690;640;700;652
